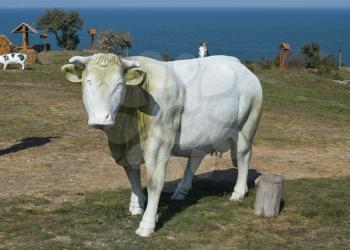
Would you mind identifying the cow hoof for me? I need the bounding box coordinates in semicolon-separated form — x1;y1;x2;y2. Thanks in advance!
170;191;187;201
229;192;244;201
135;227;155;237
129;206;144;215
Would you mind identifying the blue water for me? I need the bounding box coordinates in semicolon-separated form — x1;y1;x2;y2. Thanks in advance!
0;7;349;63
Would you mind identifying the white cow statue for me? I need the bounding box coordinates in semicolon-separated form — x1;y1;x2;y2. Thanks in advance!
61;53;263;237
198;42;209;58
0;53;27;70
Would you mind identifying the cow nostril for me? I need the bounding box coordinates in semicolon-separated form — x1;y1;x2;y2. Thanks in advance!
105;113;110;119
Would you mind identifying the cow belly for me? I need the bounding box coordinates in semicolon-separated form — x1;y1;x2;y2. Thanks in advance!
172;97;242;157
172;127;237;157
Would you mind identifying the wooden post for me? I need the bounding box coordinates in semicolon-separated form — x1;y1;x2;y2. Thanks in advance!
40;33;48;52
88;28;97;49
90;33;95;49
339;48;343;70
253;174;284;217
22;25;28;49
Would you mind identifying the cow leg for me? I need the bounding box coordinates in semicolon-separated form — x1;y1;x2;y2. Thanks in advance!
21;63;25;70
122;165;146;215
230;132;252;201
3;63;7;71
231;139;238;167
171;155;204;200
136;141;171;237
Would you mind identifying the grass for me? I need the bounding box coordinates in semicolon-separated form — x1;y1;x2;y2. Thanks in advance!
0;64;82;141
0;58;350;248
0;177;349;249
37;50;93;65
1;64;349;146
255;68;350;146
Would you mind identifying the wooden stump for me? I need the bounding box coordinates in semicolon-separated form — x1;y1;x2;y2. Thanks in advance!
253;174;284;217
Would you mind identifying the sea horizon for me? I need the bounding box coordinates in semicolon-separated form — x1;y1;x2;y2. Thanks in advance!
0;7;349;64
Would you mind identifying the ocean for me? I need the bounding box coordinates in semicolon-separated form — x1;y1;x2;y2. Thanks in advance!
0;7;349;63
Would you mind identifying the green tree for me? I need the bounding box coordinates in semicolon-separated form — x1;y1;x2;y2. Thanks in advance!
97;30;132;55
37;8;83;50
301;42;321;68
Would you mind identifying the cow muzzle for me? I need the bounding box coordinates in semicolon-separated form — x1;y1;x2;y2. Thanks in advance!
88;112;115;129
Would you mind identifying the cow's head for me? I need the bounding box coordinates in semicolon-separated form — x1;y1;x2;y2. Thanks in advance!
61;53;146;129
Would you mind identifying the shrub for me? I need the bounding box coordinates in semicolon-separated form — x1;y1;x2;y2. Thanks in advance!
97;30;132;55
301;43;321;68
285;53;309;69
317;55;343;80
258;57;274;70
160;53;174;62
243;60;257;72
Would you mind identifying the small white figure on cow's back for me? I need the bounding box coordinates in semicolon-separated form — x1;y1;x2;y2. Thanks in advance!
199;42;209;58
0;53;27;70
62;53;263;237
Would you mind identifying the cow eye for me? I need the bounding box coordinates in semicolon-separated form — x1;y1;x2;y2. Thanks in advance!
114;82;123;92
86;79;93;85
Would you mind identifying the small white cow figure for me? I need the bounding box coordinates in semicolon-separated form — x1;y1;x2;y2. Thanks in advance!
0;53;27;70
198;42;209;58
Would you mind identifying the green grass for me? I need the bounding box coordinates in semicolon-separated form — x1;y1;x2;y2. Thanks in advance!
259;69;350;119
255;69;350;146
0;177;349;249
37;50;93;65
1;65;349;147
0;61;350;248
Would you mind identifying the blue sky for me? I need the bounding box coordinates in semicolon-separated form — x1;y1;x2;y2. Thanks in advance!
1;0;350;8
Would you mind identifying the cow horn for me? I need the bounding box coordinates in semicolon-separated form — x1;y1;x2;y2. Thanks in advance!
121;58;141;70
69;56;91;65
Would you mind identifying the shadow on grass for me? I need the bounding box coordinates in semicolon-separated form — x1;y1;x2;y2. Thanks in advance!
3;67;34;71
0;136;60;156
156;168;261;230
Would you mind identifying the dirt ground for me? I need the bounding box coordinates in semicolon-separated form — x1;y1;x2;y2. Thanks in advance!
1;134;349;198
0;69;350;198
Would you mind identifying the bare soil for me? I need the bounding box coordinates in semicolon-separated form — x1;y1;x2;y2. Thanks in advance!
0;67;349;198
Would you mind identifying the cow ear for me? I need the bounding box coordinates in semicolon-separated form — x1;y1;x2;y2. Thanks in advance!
61;64;83;83
125;69;146;87
121;58;141;70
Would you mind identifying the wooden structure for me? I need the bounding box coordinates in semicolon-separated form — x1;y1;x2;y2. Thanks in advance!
40;33;49;52
11;22;38;50
253;174;284;217
88;28;97;49
0;35;13;55
339;48;343;69
275;43;291;69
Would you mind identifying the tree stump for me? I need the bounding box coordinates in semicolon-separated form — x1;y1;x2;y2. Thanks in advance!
253;174;284;217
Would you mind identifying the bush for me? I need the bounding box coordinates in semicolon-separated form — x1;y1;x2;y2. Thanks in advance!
285;53;309;69
258;57;274;70
317;55;343;80
243;60;257;72
160;53;174;62
301;42;321;68
97;30;132;55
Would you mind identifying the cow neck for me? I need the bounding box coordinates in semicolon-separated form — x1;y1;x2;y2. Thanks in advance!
122;85;148;110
